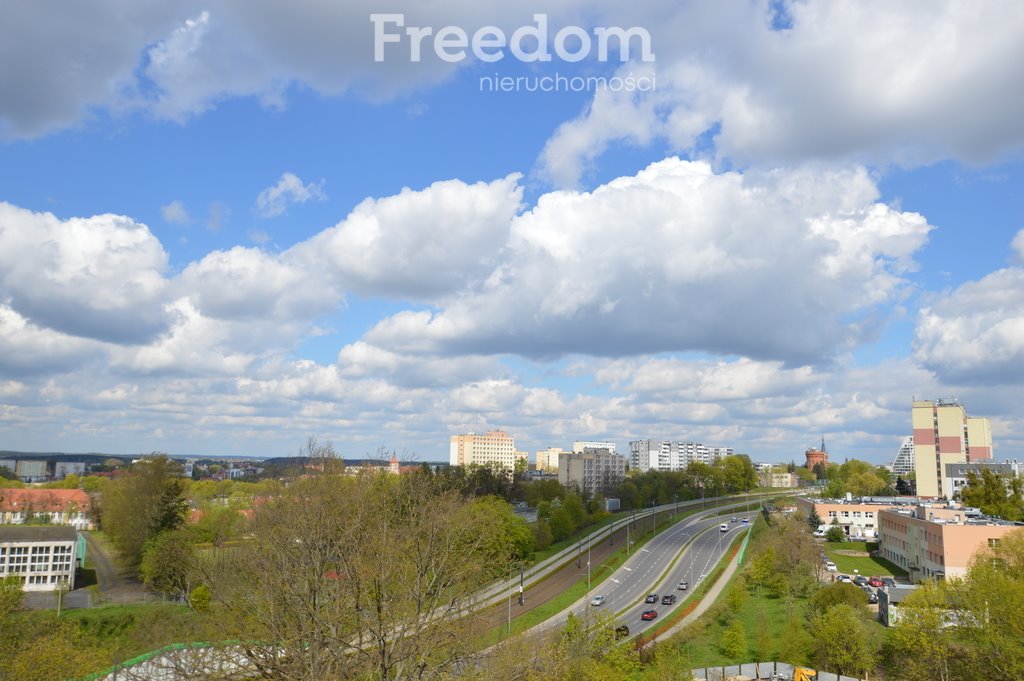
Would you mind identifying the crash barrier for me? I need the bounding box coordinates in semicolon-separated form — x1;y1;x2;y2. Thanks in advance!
689;661;867;681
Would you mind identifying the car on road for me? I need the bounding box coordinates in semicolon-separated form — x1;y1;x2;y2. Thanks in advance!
677;580;688;590
661;594;676;605
853;575;869;587
590;595;606;606
881;577;897;588
868;576;885;588
741;517;749;524
614;625;630;640
720;523;729;532
731;517;738;523
644;594;659;603
824;561;837;572
837;574;852;583
641;609;658;621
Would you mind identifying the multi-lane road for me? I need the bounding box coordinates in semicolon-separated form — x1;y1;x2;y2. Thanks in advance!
523;500;758;638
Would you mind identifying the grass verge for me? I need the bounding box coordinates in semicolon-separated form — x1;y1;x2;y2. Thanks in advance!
823;541;908;577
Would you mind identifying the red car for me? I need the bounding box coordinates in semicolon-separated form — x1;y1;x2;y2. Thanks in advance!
641;609;658;621
868;576;885;588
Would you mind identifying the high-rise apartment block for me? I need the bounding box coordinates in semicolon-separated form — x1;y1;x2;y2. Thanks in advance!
890;436;915;476
449;430;525;477
628;440;733;473
558;448;627;496
912;399;992;498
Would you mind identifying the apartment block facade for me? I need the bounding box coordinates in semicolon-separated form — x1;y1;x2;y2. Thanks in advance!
449;430;525;477
628;440;733;472
912;399;992;498
890;436;915;476
558;448;627;496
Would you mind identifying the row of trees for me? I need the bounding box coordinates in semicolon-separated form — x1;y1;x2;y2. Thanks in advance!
883;529;1024;680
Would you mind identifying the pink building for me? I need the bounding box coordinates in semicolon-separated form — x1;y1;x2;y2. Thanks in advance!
878;504;1019;579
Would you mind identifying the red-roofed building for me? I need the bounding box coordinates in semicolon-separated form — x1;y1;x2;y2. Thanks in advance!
0;488;94;530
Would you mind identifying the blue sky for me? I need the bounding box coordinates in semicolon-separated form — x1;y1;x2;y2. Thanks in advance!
1;1;1023;464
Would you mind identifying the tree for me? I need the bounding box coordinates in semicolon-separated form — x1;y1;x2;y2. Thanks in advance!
203;467;508;681
882;581;957;681
101;454;188;571
721;618;747;659
806;507;823;530
807;582;867;620
951;528;1024;679
810;603;873;677
825;525;846;543
0;575;23;619
459;495;534;576
139;529;199;601
959;469;1024;521
194;505;244;547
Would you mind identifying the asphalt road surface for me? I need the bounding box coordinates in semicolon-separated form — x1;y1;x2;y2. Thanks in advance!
530;507;754;638
477;499;758;637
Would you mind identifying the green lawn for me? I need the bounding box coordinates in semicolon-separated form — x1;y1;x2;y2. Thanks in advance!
823;541;908;577
674;584;803;668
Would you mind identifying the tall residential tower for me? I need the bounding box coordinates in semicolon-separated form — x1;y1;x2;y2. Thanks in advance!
912;399;992;498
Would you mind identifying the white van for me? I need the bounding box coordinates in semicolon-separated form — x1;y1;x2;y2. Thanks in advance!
720;523;728;532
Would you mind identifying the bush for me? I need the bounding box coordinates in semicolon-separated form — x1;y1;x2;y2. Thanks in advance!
825;526;846;543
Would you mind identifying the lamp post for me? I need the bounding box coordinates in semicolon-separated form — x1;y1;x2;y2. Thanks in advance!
587;535;592;591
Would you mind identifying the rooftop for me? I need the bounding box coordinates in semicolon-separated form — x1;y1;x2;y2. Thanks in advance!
0;525;77;542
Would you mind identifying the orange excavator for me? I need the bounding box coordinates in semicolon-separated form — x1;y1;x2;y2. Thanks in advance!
792;668;816;681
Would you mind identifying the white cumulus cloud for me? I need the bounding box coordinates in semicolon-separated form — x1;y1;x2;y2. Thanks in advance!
254;172;326;218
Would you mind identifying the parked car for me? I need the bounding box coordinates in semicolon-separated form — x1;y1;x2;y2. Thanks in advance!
881;577;896;588
614;625;630;640
868;576;885;588
677;580;689;590
862;586;878;604
645;594;659;603
853;575;869;587
661;594;676;605
813;529;826;537
837;574;852;583
824;561;837;572
641;609;658;621
590;595;606;606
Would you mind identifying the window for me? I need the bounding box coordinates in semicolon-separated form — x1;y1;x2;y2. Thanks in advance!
988;538;1001;548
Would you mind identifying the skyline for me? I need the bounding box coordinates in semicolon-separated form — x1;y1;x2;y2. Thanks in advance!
1;1;1024;464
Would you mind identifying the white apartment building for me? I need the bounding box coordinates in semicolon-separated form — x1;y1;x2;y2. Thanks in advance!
0;526;77;592
14;459;48;482
628;440;734;472
449;430;525;477
535;447;569;474
890;436;914;476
